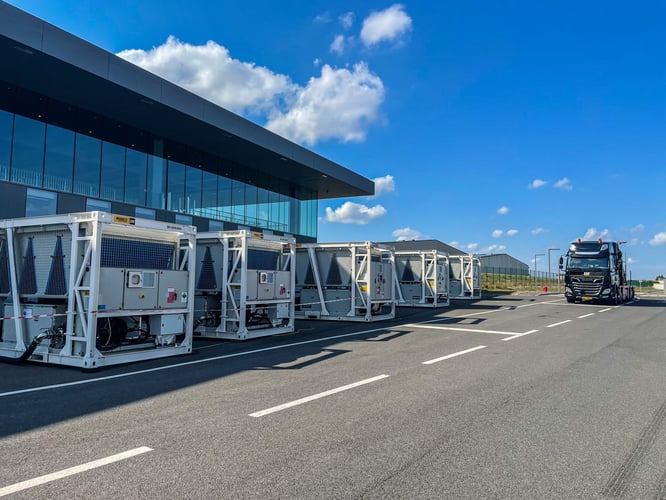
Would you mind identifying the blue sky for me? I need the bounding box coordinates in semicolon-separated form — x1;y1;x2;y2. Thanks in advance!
6;1;665;278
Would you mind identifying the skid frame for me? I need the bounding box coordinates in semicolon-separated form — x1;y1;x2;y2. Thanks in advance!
393;250;450;308
295;241;395;322
193;231;296;340
449;255;482;299
0;211;196;368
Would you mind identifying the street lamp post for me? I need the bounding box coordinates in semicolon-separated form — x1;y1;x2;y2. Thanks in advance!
547;247;560;293
534;253;545;290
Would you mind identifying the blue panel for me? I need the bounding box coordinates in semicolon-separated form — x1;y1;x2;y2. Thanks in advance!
100;238;173;270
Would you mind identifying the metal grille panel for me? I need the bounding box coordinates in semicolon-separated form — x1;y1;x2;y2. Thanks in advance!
101;238;174;269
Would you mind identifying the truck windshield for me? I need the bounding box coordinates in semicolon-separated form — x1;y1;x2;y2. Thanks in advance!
567;257;609;269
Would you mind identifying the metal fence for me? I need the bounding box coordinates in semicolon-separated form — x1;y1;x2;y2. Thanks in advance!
481;267;562;292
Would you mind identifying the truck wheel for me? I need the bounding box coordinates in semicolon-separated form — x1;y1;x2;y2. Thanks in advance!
566;297;575;303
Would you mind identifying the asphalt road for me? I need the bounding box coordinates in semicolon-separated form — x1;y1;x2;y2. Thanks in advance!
1;293;665;499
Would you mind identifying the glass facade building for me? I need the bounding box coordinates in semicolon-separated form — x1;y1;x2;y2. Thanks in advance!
0;2;372;241
0;86;317;238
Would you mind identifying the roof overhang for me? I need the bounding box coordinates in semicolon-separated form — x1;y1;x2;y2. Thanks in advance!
0;2;373;200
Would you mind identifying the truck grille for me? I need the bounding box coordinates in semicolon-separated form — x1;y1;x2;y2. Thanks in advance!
571;276;603;295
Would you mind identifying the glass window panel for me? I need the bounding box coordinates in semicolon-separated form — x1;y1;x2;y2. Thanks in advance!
269;192;280;231
245;184;257;226
11;115;45;187
201;171;217;219
217;176;233;221
209;220;224;231
135;207;156;220
175;213;192;225
100;142;125;202
124;149;147;205
44;124;74;192
185;166;202;216
0;110;13;181
73;133;101;197
257;187;269;229
231;180;245;223
86;198;111;212
167;160;185;212
146;154;166;209
26;188;56;217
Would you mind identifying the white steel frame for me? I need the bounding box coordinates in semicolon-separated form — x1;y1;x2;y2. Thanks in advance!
0;211;196;368
450;255;482;299
194;231;296;340
295;241;395;322
393;250;450;308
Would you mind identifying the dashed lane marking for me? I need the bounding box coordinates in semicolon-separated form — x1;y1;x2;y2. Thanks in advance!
249;374;389;417
422;345;486;365
0;447;153;497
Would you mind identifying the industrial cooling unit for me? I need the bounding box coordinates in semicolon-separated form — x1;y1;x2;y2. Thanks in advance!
295;242;395;322
393;250;450;307
0;212;196;368
449;255;482;299
193;231;295;340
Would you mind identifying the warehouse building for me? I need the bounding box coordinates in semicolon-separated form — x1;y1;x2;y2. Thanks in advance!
478;253;529;276
0;2;372;241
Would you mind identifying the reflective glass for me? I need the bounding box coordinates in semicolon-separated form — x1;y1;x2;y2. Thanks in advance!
73;133;101;197
44;124;74;192
11;115;45;187
86;198;111;212
100;142;125;201
201;171;217;219
25;188;56;217
185;166;201;215
231;180;245;223
255;187;268;229
175;213;192;225
146;155;166;209
245;184;257;226
125;149;147;205
135;207;156;220
0;110;12;181
167;160;185;212
217;176;233;221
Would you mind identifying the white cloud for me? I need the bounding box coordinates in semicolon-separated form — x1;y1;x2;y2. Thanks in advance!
325;201;387;224
266;62;385;146
118;38;385;146
449;241;460;248
506;229;519;237
117;36;293;115
627;257;636;264
481;244;507;254
649;232;666;246
314;12;332;23
528;179;547;189
492;229;503;238
630;224;644;234
340;12;355;29
392;227;426;241
360;4;413;47
554;177;573;191
497;206;509;215
313;58;322;67
372;175;395;196
466;243;479;252
583;228;610;241
330;35;346;54
531;227;547;235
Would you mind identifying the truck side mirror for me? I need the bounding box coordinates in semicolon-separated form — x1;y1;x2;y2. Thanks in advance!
558;256;563;270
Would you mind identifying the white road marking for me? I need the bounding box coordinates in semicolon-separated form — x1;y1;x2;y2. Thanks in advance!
598;308;612;313
578;313;595;319
501;330;539;342
422;345;486;365
406;324;524;336
0;447;152;497
547;320;572;328
249;374;389;417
